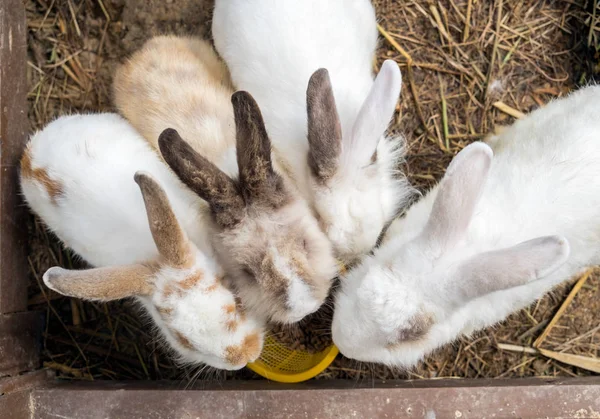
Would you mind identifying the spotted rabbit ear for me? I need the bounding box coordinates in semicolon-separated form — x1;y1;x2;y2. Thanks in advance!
134;171;194;268
43;265;154;301
451;235;570;303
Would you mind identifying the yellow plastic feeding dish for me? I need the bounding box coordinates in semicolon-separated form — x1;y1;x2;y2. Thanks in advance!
246;262;345;383
247;337;339;383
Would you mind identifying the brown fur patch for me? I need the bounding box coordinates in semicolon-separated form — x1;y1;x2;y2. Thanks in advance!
158;128;245;228
162;284;174;298
20;146;34;178
233;296;247;321
179;271;203;290
205;283;219;293
157;306;173;318
226;319;238;332
223;304;236;315
21;147;64;203
174;331;194;350
306;68;342;182
387;312;434;347
224;332;261;365
260;255;291;307
290;254;329;301
162;283;183;298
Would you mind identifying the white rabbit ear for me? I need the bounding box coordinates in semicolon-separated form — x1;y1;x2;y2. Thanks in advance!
135;171;194;268
452;235;570;302
43;265;155;301
346;60;401;166
420;142;493;253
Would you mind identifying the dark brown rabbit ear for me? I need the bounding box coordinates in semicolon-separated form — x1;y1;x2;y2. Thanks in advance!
231;91;288;207
306;68;342;181
158;128;245;228
134;172;193;268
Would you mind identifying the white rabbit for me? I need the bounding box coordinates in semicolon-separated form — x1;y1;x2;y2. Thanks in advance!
113;36;338;324
20;113;264;370
332;85;600;367
212;0;414;264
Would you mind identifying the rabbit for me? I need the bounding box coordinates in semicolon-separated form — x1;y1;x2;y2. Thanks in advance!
113;36;338;324
20;113;264;370
331;85;600;367
212;0;414;264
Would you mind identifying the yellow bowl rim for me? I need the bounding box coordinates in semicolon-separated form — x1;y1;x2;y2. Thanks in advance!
246;344;339;383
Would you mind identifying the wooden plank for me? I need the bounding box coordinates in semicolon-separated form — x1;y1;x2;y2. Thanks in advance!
0;369;51;395
0;0;30;314
0;390;32;419
0;312;44;377
28;378;600;419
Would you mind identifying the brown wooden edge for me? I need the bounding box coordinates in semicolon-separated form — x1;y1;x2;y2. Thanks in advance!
0;0;45;381
0;377;593;419
0;0;31;315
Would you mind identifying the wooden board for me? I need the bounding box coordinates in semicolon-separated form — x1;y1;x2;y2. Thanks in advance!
25;378;600;419
0;312;44;377
0;0;30;314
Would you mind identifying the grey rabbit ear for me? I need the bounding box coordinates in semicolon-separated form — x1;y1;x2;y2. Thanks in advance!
158;128;246;228
420;142;493;254
134;172;193;268
43;265;154;301
231;91;289;209
451;235;570;303
306;68;342;181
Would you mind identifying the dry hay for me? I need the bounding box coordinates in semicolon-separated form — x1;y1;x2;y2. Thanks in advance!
25;0;598;382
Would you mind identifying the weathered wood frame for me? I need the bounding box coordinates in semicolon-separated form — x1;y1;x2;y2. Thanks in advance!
1;1;599;417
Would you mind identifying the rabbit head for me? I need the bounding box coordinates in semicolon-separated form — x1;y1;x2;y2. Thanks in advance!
332;143;570;365
305;60;412;264
159;91;337;324
43;173;264;370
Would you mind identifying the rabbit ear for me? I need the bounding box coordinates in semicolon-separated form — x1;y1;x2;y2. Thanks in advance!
420;142;493;253
346;60;401;166
158;128;245;228
135;172;194;268
232;91;288;207
306;68;342;181
451;235;570;302
43;265;154;301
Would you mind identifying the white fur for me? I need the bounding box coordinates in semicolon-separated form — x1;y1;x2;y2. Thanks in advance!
333;85;600;367
21;113;209;265
22;114;264;370
212;0;414;263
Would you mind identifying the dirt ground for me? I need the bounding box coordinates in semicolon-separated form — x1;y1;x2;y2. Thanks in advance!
25;0;599;382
